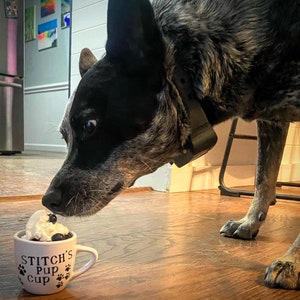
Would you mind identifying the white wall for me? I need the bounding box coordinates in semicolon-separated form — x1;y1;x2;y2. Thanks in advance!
70;0;107;92
24;85;68;152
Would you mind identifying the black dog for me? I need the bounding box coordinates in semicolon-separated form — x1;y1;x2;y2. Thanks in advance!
42;0;300;289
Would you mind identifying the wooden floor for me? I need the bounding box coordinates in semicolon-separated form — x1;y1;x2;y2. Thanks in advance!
0;151;65;198
1;152;300;299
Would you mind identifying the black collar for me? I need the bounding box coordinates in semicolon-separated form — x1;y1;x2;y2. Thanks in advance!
172;65;217;167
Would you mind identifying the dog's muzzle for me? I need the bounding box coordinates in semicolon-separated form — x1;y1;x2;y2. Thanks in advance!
42;180;125;216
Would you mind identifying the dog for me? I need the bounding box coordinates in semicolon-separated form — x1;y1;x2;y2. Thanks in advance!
42;0;300;290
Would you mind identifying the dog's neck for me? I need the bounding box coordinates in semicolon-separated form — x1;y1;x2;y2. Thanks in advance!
169;59;218;167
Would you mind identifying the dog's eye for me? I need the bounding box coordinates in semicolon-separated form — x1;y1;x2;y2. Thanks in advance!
82;119;97;134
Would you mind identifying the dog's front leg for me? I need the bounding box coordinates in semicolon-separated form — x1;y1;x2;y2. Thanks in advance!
220;120;289;240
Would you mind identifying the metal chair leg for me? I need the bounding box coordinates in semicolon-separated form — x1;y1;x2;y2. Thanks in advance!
218;118;300;201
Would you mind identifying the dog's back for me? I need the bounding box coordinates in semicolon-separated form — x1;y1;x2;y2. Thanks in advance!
153;0;300;124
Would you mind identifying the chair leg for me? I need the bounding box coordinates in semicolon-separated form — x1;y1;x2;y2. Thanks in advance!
218;119;300;201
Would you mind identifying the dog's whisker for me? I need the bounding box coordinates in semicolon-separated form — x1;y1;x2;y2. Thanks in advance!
65;194;76;208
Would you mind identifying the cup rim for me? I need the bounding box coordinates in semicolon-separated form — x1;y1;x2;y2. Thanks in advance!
14;230;76;244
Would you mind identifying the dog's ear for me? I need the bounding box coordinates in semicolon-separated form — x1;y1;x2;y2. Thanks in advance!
105;0;165;90
79;48;98;77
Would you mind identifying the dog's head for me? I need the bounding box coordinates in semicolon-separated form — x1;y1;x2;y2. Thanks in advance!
42;0;190;216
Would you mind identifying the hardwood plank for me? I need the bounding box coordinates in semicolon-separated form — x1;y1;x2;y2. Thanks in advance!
0;151;65;198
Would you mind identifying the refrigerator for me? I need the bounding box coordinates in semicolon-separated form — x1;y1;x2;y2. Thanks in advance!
0;0;24;154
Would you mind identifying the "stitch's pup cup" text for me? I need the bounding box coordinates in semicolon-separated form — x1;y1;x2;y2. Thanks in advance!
14;230;98;295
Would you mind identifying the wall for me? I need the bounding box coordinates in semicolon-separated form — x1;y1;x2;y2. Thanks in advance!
279;122;300;182
70;0;107;92
24;0;70;152
71;0;299;191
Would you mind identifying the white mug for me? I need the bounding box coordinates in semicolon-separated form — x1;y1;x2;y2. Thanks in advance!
14;230;98;295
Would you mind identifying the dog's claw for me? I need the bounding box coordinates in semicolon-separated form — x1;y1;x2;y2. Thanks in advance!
234;226;259;240
220;220;241;237
264;260;300;290
220;220;259;240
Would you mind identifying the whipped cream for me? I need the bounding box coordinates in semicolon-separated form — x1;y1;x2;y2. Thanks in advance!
24;210;69;242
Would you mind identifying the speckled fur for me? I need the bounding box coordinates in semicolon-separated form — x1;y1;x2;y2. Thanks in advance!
43;0;300;289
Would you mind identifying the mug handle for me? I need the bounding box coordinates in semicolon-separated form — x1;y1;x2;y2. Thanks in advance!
71;245;98;280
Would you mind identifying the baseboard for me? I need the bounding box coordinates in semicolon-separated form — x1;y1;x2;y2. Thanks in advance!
25;143;67;153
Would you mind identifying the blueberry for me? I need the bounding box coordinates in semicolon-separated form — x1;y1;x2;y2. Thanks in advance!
51;233;65;241
48;214;57;224
65;232;73;239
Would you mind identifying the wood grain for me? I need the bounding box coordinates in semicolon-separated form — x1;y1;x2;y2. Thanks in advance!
1;189;300;299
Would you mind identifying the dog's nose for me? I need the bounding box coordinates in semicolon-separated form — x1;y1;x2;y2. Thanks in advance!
42;188;64;214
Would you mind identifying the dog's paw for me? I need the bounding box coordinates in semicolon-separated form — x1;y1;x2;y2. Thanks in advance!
220;220;259;240
264;259;300;289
